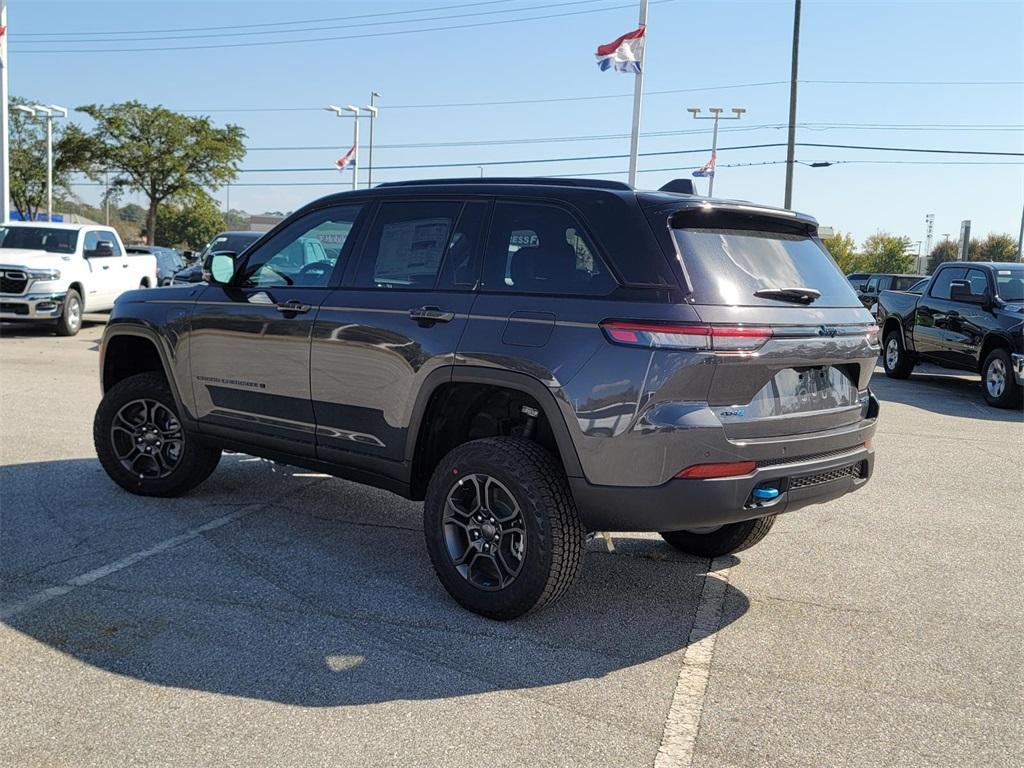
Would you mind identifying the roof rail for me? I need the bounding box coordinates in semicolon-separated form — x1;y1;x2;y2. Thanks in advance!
376;177;633;191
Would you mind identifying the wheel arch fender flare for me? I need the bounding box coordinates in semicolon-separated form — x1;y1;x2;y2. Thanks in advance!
979;333;1014;373
403;365;585;479
101;324;193;428
883;315;912;352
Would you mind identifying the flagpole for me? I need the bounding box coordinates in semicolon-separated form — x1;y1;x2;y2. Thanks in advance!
626;0;648;188
1;0;10;223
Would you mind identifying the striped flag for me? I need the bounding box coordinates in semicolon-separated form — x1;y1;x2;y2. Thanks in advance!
595;26;645;74
335;144;356;173
692;151;716;178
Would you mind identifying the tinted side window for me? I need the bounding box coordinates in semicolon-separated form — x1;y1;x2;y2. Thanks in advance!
354;201;463;290
929;267;967;300
98;230;122;256
241;205;362;288
965;269;989;296
482;202;616;295
436;202;487;291
83;231;99;253
865;277;879;293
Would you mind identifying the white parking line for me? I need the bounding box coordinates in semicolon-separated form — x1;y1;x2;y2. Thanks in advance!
654;556;733;768
0;510;250;621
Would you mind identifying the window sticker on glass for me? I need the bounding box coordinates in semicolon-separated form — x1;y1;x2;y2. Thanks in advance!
376;218;451;283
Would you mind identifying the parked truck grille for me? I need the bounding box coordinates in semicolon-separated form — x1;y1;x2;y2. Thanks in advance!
789;462;864;490
0;272;29;294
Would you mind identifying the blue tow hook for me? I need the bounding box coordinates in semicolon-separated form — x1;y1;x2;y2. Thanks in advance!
752;486;780;501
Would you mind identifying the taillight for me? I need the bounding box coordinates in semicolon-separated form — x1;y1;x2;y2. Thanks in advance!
676;461;757;479
601;321;772;352
864;324;880;346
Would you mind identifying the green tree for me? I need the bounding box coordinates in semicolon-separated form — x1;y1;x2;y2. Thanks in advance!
973;233;1018;262
861;232;914;273
155;192;225;250
926;239;958;274
822;231;866;273
8;97;89;221
75;101;245;244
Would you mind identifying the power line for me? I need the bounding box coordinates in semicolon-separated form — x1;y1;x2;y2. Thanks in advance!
804;79;1023;86
13;0;678;53
243;122;1024;151
14;0;529;37
16;0;615;45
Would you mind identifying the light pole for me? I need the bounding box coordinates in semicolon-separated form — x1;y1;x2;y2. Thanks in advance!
476;166;484;178
14;103;68;221
367;91;380;189
1;0;10;224
686;106;745;197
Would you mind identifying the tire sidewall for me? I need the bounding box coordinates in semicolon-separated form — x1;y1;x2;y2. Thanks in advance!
57;289;82;336
883;331;902;374
424;442;555;618
982;349;1019;408
94;374;206;496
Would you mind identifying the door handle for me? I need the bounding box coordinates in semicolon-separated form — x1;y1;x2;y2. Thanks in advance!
409;306;455;325
122;263;129;269
275;300;312;315
101;265;110;270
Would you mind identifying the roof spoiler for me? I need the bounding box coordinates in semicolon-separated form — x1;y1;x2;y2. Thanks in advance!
658;179;698;195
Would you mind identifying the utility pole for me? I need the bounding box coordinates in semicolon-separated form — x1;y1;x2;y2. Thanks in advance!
626;0;648;187
1017;200;1023;261
366;91;380;189
0;0;10;223
924;213;935;266
104;170;110;225
783;0;802;209
687;107;745;197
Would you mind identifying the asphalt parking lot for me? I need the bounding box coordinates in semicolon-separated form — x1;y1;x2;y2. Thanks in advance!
1;317;1021;768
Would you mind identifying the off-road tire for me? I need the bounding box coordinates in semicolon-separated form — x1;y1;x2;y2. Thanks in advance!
55;288;82;337
981;347;1022;409
882;328;914;379
660;515;777;558
423;437;585;620
94;372;221;497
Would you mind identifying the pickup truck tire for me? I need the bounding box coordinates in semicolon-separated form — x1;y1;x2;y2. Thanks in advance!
423;437;585;620
982;348;1022;409
54;289;83;337
660;515;776;558
882;329;914;379
94;372;221;497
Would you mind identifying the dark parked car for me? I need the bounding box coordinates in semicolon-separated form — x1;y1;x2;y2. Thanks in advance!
169;231;262;285
857;273;926;309
126;245;183;286
93;178;880;619
877;261;1024;407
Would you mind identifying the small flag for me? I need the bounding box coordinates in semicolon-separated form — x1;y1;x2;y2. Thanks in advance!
595;26;645;73
335;144;356;172
692;151;716;178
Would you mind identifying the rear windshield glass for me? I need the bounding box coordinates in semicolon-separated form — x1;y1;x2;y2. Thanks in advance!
891;276;922;291
671;228;860;307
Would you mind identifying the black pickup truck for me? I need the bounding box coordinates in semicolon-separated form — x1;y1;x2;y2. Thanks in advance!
876;261;1024;408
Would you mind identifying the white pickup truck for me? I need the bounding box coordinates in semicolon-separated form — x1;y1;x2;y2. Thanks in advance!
0;222;157;336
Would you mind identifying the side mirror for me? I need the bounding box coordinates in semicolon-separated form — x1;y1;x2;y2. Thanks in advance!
182;250;196;262
949;279;989;305
95;240;115;257
203;251;238;285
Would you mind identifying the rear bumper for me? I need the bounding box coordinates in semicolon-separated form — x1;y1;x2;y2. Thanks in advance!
0;292;66;321
572;444;874;532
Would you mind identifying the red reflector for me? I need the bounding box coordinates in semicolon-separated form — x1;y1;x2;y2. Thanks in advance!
676;461;757;479
864;440;873;450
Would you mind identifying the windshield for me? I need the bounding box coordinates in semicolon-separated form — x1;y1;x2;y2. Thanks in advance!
0;226;78;254
671;228;860;307
995;267;1024;302
198;233;261;267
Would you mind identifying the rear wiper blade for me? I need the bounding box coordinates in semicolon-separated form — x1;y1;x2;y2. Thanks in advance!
754;286;822;304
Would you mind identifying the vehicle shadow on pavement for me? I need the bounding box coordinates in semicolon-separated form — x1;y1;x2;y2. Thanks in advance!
870;366;1023;423
0;455;748;707
0;317;106;339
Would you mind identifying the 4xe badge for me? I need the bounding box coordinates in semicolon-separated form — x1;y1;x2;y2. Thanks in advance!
719;408;745;418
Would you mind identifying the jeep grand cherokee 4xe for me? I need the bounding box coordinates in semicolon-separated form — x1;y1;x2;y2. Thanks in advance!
93;178;880;619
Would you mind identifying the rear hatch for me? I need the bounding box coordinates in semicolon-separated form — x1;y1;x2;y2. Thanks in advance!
647;202;877;439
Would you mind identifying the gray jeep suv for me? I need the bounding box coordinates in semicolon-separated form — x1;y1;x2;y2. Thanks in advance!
93;178;879;619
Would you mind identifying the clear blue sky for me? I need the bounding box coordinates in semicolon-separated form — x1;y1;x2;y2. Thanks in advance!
7;0;1023;245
